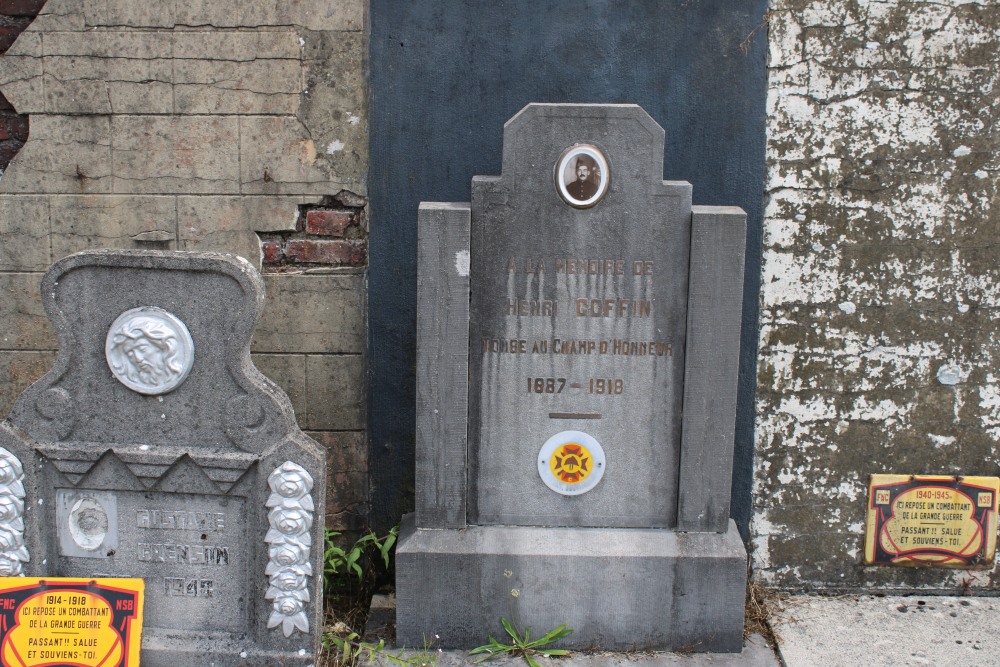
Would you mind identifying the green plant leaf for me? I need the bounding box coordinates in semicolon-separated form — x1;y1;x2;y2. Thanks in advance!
379;527;398;567
528;624;573;647
500;616;519;642
473;617;572;667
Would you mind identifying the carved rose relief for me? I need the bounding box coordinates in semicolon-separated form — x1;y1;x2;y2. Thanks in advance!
0;449;28;576
265;462;314;637
105;307;195;395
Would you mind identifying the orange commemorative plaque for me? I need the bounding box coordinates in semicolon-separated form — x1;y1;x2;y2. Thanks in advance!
865;474;1000;568
0;578;143;667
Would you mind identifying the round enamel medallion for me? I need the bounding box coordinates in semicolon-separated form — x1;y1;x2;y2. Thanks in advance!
537;430;606;496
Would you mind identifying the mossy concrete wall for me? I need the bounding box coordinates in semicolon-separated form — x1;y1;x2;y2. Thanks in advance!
756;0;1000;590
0;0;370;533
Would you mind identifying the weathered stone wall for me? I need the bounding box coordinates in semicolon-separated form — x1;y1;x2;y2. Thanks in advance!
756;0;1000;590
0;0;369;533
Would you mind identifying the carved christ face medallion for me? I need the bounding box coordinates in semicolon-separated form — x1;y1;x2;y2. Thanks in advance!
105;307;195;395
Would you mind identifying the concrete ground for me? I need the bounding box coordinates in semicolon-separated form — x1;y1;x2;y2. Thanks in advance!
365;594;779;666
772;594;1000;667
364;635;778;666
365;593;1000;666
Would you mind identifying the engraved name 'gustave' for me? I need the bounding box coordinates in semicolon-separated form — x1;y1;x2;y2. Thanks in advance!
137;509;225;531
137;542;230;565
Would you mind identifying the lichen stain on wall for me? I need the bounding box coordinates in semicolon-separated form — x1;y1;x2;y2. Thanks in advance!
756;0;1000;590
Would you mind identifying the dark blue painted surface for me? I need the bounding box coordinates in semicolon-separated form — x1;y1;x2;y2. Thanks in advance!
368;0;767;538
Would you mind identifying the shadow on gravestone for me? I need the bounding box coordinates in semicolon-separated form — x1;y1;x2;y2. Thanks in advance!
397;104;748;652
0;250;326;666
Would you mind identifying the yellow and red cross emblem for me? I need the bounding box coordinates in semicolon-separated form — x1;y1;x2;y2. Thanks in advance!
549;442;593;484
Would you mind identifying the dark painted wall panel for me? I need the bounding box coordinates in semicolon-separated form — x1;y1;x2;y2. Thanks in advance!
369;0;767;537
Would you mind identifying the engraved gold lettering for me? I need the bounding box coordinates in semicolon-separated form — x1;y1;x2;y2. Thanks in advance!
575;299;652;317
555;259;630;275
507;300;557;317
632;260;654;275
482;338;529;353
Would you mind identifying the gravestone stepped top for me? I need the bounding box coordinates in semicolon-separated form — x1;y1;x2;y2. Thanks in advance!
0;250;326;667
400;103;748;652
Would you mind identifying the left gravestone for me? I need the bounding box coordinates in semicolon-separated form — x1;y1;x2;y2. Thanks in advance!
0;250;326;666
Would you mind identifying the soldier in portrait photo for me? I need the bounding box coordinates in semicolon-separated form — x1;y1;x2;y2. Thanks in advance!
564;153;601;202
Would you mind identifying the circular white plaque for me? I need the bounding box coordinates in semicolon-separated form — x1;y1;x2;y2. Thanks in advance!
537;430;606;496
105;307;195;395
554;144;611;209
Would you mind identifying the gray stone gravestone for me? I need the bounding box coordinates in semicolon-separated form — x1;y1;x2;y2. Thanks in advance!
0;250;326;666
397;104;748;652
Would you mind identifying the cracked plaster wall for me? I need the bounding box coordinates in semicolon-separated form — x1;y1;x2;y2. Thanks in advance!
0;0;370;533
756;0;1000;590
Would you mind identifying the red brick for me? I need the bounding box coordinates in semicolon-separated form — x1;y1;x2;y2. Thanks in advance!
305;209;354;237
0;0;46;17
0;25;25;53
0;142;23;167
261;240;282;264
10;115;27;141
284;239;367;266
0;94;13;112
0;115;28;141
307;431;367;471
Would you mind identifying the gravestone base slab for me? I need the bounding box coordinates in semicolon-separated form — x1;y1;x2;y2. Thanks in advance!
140;633;316;667
396;515;747;652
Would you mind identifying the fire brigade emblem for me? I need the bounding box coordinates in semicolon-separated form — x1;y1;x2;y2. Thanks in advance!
550;442;592;484
537;430;606;496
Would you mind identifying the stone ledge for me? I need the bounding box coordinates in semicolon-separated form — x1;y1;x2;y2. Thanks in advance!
396;515;748;652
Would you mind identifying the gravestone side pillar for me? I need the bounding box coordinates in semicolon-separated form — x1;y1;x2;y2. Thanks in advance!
0;250;326;666
398;104;747;652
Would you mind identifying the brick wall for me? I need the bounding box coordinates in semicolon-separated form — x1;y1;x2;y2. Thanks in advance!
0;0;42;171
0;0;370;534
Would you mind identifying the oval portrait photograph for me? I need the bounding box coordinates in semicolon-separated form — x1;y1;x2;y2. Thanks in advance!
555;144;610;209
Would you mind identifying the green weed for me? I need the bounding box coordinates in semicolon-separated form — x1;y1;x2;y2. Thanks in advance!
469;617;573;667
324;631;438;666
324;525;398;589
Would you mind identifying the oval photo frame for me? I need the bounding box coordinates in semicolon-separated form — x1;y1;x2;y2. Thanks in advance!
555;144;610;209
